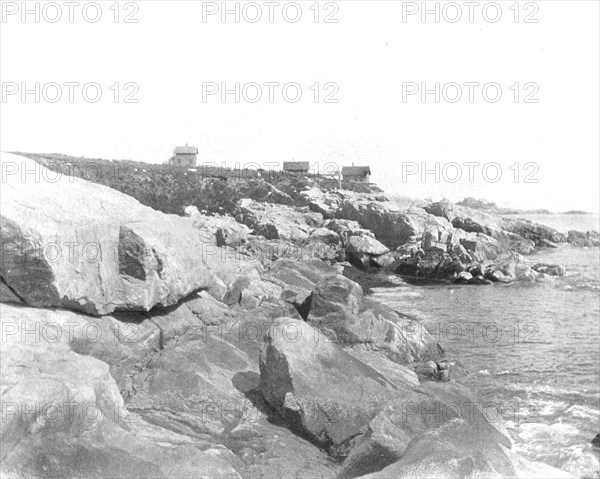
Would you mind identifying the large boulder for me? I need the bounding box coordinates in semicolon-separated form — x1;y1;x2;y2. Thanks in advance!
346;235;389;256
342;223;391;269
258;318;401;455
0;152;216;315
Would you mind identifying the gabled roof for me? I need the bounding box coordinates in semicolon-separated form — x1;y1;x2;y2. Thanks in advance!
283;161;310;171
174;146;198;155
342;166;371;175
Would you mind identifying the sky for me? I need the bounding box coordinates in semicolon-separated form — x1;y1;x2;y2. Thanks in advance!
1;0;599;212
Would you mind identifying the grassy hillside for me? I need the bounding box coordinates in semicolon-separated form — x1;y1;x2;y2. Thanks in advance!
20;153;381;216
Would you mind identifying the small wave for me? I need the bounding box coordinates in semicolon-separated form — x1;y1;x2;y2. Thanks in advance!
370;287;422;298
558;284;600;294
504;383;598;398
565;404;600;420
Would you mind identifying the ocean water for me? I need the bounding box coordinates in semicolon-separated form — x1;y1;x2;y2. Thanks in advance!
371;214;600;478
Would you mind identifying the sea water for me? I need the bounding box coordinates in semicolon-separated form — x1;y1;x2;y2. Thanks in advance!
371;214;600;478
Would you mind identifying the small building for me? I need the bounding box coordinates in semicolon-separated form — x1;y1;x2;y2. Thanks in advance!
342;165;371;183
283;161;310;174
167;145;198;167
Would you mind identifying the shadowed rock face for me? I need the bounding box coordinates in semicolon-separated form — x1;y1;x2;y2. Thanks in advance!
118;225;157;280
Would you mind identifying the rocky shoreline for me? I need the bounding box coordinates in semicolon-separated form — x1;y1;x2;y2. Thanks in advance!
2;152;595;478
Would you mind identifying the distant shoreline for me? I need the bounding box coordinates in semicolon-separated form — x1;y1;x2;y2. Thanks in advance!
455;197;596;216
503;210;595;216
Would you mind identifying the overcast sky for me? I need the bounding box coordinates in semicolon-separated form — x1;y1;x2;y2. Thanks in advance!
2;1;599;212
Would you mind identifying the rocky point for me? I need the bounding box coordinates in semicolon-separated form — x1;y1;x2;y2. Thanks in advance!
0;152;585;478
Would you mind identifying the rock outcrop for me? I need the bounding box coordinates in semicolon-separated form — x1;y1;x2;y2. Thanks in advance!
0;153;216;315
426;199;567;248
0;303;243;479
235;199;322;243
